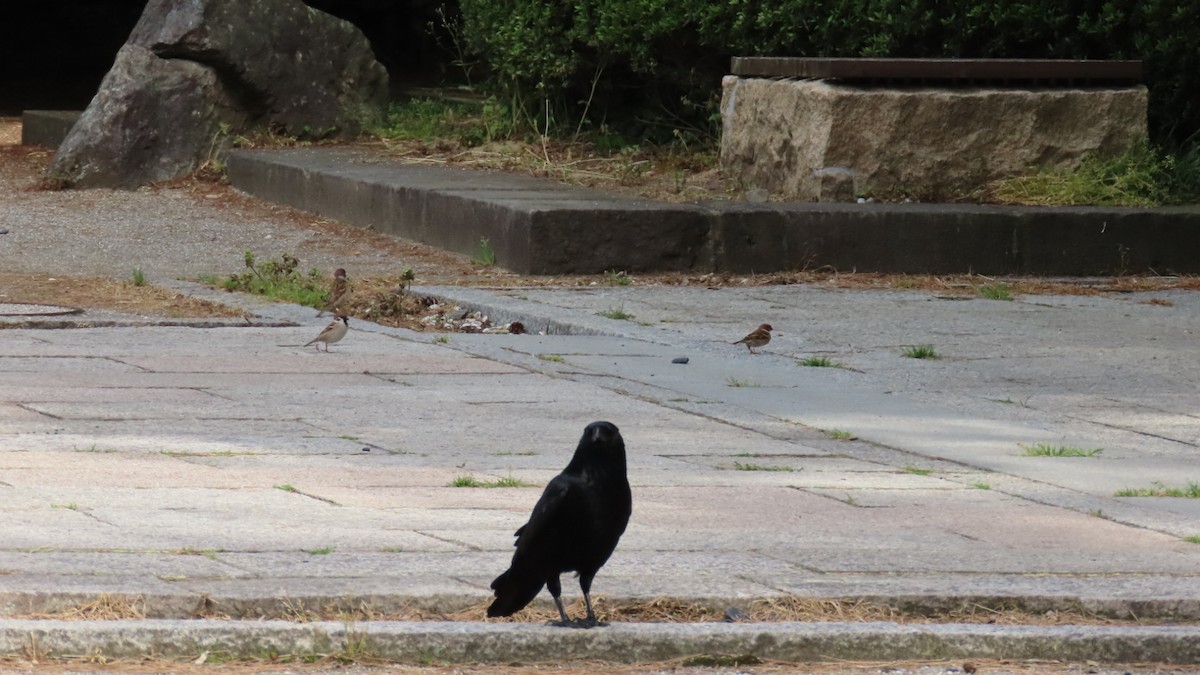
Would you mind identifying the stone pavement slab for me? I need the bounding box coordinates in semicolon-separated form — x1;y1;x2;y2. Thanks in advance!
2;311;1200;632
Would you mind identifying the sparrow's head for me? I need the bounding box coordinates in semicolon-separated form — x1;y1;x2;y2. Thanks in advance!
759;323;773;332
333;268;347;279
336;315;349;325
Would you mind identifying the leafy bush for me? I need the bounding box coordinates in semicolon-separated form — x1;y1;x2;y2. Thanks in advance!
456;0;1200;149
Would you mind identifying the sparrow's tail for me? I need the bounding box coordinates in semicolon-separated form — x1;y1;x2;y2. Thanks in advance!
486;567;544;617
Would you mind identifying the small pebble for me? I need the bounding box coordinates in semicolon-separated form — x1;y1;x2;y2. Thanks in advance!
671;356;689;364
0;228;9;234
361;447;371;452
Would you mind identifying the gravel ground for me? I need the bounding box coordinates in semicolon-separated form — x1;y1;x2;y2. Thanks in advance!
0;120;488;285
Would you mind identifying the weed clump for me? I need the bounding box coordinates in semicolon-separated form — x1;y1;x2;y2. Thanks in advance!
213;252;327;307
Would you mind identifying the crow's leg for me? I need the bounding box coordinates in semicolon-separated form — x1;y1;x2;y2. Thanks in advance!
546;575;572;626
574;574;605;628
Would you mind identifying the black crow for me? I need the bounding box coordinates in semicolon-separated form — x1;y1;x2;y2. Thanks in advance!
487;420;632;627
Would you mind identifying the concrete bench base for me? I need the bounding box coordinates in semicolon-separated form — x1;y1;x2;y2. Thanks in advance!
719;77;1148;202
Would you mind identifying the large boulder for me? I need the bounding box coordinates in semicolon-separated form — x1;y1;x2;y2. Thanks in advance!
47;44;247;189
48;0;388;189
720;76;1149;202
127;0;388;137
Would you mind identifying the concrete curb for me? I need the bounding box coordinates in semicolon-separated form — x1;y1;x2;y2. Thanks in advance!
225;146;1200;276
3;620;1199;664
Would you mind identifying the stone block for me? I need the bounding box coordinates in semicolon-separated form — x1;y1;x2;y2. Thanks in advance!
19;111;81;148
720;76;1149;202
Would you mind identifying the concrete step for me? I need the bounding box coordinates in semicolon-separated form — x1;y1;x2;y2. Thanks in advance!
3;619;1199;665
226;146;1200;276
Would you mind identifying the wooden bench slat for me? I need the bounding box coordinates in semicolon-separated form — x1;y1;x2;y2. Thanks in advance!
730;57;1143;84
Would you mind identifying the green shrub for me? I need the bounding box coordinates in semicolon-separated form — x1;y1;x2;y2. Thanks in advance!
456;0;1200;150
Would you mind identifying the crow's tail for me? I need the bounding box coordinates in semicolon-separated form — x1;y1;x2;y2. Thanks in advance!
487;567;544;617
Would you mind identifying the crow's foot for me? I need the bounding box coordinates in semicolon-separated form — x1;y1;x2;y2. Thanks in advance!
546;617;607;629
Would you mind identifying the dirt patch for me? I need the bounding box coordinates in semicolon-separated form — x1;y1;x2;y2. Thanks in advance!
0;117;19;145
0;274;243;319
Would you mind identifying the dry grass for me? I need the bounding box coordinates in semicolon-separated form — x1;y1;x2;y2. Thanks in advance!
0;654;1150;675
0;273;243;318
368;136;730;204
165;595;1186;627
469;595;1176;627
25;593;1175;627
28;594;146;620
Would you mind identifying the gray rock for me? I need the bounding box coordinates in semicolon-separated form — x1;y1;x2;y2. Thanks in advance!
129;0;388;137
47;44;247;189
48;0;388;189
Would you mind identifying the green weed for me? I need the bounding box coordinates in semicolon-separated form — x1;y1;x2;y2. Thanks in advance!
473;237;496;266
825;429;855;441
209;251;328;308
1115;481;1200;498
989;140;1182;207
449;475;533;488
733;461;794;472
131;268;146;286
798;356;847;368
598;305;634;320
901;344;939;359
725;377;758;387
1020;443;1102;457
604;270;632;286
976;284;1013;301
377;98;516;146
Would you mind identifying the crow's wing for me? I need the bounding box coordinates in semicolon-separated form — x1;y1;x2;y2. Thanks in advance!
512;473;575;546
487;473;580;617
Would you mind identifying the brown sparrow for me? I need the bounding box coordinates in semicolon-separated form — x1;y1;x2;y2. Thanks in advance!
317;268;351;317
733;323;772;354
305;315;349;352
